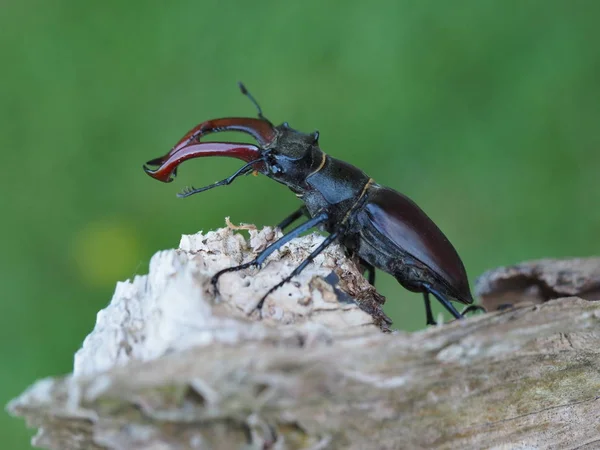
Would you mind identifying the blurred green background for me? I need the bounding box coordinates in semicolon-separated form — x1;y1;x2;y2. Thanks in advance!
2;0;599;446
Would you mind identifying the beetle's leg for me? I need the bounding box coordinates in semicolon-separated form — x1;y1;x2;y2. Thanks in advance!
177;157;264;198
461;304;487;316
144;142;263;183
346;254;375;286
361;260;376;286
212;212;329;295
422;284;463;320
423;292;436;326
276;206;309;231
256;227;343;311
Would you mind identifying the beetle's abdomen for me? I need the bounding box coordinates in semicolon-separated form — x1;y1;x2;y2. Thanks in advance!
357;185;473;304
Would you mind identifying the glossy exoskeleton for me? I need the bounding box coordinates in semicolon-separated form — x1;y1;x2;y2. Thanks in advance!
144;84;479;325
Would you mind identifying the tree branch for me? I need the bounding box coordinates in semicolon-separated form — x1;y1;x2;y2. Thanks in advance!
7;224;600;449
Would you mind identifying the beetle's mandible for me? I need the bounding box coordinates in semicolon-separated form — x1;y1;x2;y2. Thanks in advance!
144;83;480;325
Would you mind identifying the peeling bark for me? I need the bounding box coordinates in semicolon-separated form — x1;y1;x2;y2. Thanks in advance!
7;226;600;449
475;258;600;311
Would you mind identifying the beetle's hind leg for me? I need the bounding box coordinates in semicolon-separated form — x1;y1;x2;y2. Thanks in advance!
422;292;436;326
211;212;329;295
422;283;463;323
422;291;485;326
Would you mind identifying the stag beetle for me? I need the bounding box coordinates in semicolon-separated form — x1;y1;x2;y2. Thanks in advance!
144;83;481;325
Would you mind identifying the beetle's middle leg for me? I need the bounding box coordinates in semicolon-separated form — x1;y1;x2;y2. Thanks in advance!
211;212;328;294
360;260;376;286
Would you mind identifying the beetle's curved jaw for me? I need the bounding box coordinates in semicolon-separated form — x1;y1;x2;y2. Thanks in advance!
172;117;276;154
145;84;276;184
143;141;264;183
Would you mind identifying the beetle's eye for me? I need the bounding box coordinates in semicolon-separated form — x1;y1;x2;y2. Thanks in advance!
266;152;283;174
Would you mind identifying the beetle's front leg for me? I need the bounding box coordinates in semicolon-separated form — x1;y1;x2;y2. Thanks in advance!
276;206;309;231
256;226;344;311
211;212;329;295
177;157;262;198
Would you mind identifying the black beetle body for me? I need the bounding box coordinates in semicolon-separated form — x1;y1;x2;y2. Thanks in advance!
144;84;474;325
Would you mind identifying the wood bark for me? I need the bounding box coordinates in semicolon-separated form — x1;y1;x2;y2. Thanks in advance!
7;225;600;449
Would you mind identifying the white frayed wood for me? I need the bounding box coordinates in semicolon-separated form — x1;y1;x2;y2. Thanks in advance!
74;225;386;378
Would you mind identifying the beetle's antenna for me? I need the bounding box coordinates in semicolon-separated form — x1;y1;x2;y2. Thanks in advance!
238;82;271;123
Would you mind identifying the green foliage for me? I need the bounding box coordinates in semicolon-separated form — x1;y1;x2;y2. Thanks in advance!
2;1;599;446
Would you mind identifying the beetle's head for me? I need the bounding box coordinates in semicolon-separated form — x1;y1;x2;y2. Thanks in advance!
142;83;322;197
261;123;322;187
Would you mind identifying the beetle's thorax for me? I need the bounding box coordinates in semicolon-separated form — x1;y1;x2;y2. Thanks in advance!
265;124;371;227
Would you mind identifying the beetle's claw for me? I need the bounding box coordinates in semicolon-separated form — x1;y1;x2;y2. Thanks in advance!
461;304;486;316
254;296;267;314
210;272;222;296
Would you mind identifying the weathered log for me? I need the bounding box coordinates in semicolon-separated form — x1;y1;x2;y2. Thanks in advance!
7;224;600;449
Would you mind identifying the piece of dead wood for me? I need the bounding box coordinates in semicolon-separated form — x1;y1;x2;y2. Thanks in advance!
6;226;600;449
476;257;600;311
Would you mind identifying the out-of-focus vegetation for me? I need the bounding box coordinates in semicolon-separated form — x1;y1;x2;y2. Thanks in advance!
2;1;599;446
